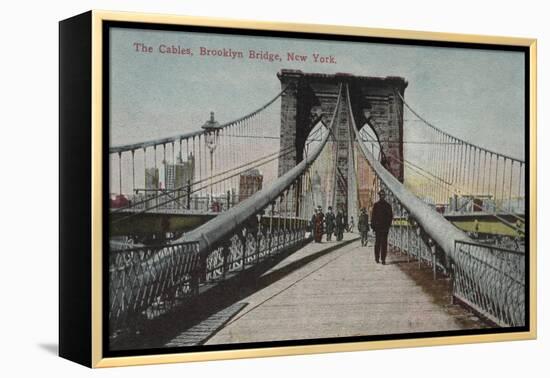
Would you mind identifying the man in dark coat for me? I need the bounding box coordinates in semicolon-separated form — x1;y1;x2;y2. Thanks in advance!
325;206;335;241
371;190;393;264
357;208;370;247
335;208;345;241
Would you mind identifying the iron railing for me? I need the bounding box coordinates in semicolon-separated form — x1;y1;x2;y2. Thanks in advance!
109;241;201;333
109;217;310;334
451;240;525;327
388;219;447;280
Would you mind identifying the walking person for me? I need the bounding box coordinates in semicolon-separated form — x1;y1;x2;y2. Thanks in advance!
325;206;335;241
310;208;317;240
335;208;345;241
371;190;393;264
357;208;369;246
348;216;355;233
313;205;325;243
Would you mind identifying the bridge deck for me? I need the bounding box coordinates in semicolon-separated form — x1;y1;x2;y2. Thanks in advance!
205;234;487;345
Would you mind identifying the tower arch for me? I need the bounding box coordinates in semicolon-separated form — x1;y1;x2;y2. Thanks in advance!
277;70;407;182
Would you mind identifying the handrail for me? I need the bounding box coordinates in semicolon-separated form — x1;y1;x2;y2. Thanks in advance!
109;129;204;155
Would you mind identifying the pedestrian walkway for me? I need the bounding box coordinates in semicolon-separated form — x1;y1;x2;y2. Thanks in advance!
206;234;486;345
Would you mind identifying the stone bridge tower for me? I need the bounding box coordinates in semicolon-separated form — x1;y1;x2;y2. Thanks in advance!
277;69;407;184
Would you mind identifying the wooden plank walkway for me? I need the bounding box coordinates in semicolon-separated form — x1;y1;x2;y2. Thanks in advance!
206;234;486;345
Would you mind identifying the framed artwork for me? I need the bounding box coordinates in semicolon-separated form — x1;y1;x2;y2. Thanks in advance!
59;10;537;368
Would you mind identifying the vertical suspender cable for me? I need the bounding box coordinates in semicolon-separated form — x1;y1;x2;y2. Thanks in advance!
508;160;514;212
494;155;499;207
131;150;135;194
501;158;507;210
518;162;523;198
118;152;122;195
143;148;147;191
465;145;471;194
458;142;466;193
481;151;487;198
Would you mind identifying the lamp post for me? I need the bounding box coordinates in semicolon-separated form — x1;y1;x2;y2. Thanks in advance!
202;111;222;205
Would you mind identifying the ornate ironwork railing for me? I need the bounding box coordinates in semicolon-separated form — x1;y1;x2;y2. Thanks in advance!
202;218;310;281
109;241;201;333
388;219;447;280
109;218;310;333
451;240;525;327
388;221;525;327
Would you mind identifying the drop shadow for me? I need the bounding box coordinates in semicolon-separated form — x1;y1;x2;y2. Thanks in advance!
38;343;58;355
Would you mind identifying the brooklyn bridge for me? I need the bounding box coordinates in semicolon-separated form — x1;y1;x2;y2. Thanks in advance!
108;70;526;350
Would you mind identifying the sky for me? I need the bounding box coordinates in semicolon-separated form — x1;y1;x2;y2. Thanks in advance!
109;27;526;193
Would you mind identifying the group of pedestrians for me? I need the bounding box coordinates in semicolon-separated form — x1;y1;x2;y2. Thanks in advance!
310;205;347;243
310;190;393;265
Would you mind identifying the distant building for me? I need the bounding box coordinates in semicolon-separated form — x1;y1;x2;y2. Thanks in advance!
145;167;159;189
164;153;195;190
144;167;160;209
357;150;376;211
239;169;263;202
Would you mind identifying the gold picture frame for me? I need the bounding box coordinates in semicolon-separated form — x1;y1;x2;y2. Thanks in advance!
59;10;537;368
